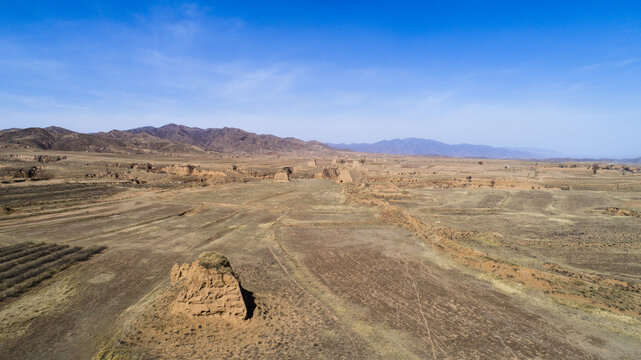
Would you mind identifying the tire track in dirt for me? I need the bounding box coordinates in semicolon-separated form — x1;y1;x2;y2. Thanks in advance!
246;189;299;205
0;188;164;231
268;219;426;359
264;219;365;359
402;260;442;359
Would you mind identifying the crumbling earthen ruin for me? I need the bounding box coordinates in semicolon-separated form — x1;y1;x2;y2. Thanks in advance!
170;252;247;322
337;167;366;183
314;167;339;180
273;166;292;182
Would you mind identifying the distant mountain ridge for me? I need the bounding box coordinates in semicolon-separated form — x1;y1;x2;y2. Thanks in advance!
626;157;641;164
328;138;550;159
125;124;332;154
0;126;200;153
0;124;334;155
3;125;636;161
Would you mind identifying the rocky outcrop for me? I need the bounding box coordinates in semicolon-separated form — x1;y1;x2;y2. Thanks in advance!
130;162;155;171
9;166;54;180
604;207;641;218
38;155;66;163
314;167;339;180
159;164;227;180
170;252;247;322
27;166;41;179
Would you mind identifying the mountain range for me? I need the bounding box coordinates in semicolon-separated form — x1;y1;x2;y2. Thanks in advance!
2;124;638;161
124;124;331;154
0;124;333;155
328;138;557;159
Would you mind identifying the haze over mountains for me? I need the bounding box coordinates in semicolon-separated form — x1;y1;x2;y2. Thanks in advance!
329;138;561;159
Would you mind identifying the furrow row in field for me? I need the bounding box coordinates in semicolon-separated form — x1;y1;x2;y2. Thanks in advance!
0;246;82;284
0;244;68;272
0;242;106;302
0;242;40;258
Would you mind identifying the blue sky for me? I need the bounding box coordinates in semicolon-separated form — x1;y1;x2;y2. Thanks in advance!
1;1;640;157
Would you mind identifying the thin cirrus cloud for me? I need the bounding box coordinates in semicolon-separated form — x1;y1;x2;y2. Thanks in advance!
576;58;639;73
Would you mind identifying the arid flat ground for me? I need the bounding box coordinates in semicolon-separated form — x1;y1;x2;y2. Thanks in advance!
1;150;640;359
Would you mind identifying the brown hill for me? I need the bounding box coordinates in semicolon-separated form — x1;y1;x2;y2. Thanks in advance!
97;129;204;153
0;127;201;154
0;124;336;155
0;127;120;152
128;124;333;154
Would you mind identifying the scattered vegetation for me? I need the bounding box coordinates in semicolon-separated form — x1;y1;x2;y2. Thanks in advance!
0;244;65;272
0;242;40;258
197;251;233;274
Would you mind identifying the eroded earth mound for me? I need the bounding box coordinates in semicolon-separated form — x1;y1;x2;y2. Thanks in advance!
170;252;247;322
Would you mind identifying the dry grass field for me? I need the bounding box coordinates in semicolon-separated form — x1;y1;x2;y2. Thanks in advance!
1;149;640;359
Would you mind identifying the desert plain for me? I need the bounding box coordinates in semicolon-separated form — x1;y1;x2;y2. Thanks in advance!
1;149;641;359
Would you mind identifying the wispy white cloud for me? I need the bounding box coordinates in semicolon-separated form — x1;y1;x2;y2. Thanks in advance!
0;58;64;71
0;93;88;110
420;90;456;106
614;58;639;67
178;2;211;18
576;58;639;73
213;63;304;100
130;48;308;103
164;20;201;37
